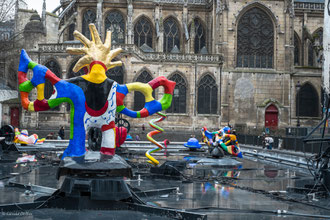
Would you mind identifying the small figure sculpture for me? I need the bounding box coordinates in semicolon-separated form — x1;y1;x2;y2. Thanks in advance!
201;126;243;158
18;24;175;159
14;128;45;145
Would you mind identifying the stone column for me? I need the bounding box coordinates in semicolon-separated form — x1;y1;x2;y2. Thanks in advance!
96;0;103;38
155;5;163;52
212;0;217;54
159;21;164;53
127;0;133;44
216;0;228;68
155;5;164;53
183;0;189;54
190;22;195;53
284;0;294;72
42;0;47;34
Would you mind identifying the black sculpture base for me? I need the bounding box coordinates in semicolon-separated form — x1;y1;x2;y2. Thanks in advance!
150;160;187;177
57;152;133;179
51;152;138;209
37;176;138;210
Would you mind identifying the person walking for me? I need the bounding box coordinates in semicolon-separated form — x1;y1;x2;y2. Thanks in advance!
58;126;65;140
142;124;145;134
135;134;141;141
264;135;274;150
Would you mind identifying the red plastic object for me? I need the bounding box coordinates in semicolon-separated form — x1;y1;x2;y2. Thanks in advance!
115;126;127;147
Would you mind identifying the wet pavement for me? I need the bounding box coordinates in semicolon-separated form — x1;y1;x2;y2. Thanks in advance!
0;151;329;219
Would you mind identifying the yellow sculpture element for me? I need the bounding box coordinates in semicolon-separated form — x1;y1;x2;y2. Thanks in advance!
126;82;154;102
67;24;123;73
36;84;45;101
28;102;35;112
83;63;107;84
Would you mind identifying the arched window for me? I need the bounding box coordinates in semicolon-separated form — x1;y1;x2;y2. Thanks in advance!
104;11;125;44
45;60;62;111
167;73;187;113
134;16;153;48
197;75;217;114
237;7;274;68
106;66;124;84
308;41;314;66
315;29;323;45
134;70;154;111
191;18;206;54
68;23;75;41
82;9;96;39
8;63;17;90
308;29;323;67
296;83;319;117
68;60;86;79
163;17;180;53
294;33;300;66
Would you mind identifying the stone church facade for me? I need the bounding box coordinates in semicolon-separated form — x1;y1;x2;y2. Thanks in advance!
0;0;324;134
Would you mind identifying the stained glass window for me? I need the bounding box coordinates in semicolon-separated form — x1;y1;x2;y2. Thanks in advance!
106;66;124;84
191;18;206;54
296;83;319;117
197;75;217;114
163;17;180;53
105;11;125;44
68;59;86;78
82;9;96;39
8;63;17;90
134;16;153;48
134;70;154;111
308;41;314;66
314;29;323;48
166;73;187;113
294;33;300;66
237;7;274;68
68;23;75;41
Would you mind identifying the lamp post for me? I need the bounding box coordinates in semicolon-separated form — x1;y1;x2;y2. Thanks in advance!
296;81;301;127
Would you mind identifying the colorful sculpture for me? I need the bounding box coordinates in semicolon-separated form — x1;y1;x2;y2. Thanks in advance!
201;126;243;158
14;128;45;145
18;24;175;159
146;112;166;166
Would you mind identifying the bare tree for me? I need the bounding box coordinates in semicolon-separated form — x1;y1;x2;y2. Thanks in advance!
0;0;15;23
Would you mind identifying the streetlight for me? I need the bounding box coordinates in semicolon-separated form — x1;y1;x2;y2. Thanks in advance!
296;81;301;127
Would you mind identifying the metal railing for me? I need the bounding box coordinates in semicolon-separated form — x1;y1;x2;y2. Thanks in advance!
237;133;324;154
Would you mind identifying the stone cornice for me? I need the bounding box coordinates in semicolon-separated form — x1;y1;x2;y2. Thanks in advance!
38;43;224;64
294;1;324;11
0;90;18;102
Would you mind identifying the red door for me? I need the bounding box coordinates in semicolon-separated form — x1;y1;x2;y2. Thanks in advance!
10;107;19;128
265;104;278;129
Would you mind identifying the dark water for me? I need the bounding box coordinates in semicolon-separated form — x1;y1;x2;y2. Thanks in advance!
0;152;329;219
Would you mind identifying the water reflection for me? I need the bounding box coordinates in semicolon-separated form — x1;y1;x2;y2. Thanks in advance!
201;182;235;200
0;153;323;220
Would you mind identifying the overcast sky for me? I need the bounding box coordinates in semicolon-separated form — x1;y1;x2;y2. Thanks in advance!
24;0;60;15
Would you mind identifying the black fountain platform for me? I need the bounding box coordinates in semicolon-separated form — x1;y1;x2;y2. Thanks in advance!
56;151;133;179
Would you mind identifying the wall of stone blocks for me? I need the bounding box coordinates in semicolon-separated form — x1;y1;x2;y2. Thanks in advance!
1;0;323;134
